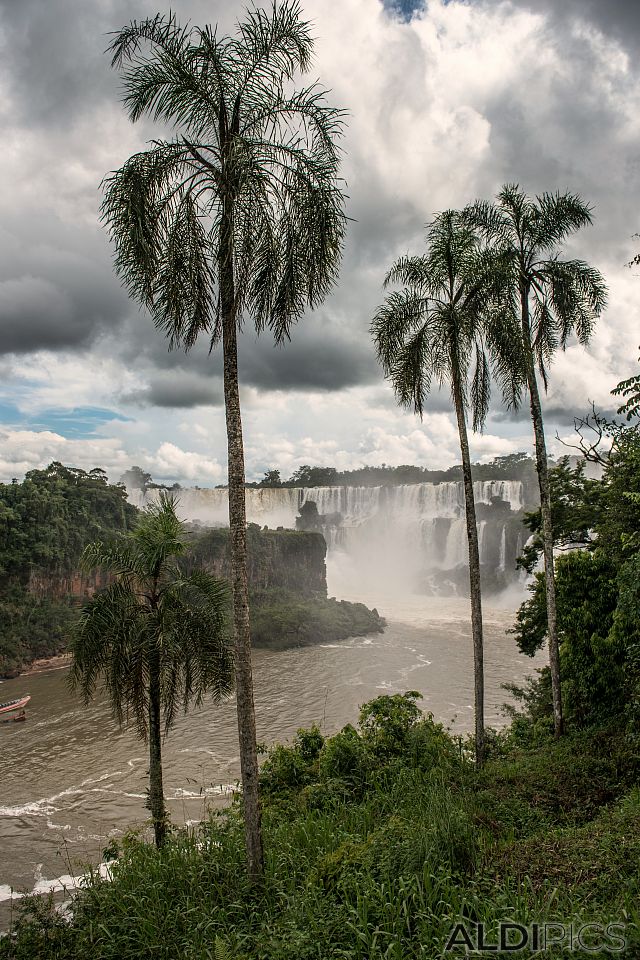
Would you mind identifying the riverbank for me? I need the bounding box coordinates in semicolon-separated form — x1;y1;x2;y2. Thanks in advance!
0;653;72;681
2;697;638;959
1;594;384;679
19;654;72;678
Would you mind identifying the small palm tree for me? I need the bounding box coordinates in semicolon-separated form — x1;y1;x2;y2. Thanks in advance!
371;211;516;766
100;2;347;877
69;494;233;848
468;185;608;737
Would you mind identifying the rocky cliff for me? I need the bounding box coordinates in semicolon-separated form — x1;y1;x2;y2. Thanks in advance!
184;524;328;598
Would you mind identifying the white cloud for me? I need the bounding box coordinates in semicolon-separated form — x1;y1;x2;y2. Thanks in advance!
1;0;640;484
148;442;225;483
0;428;130;481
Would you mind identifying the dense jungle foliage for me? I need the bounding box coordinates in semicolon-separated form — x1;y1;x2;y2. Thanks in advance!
0;464;137;675
3;691;638;958
251;454;539;489
0;463;136;583
513;380;640;733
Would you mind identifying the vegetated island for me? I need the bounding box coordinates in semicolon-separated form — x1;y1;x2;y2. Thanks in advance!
0;463;383;679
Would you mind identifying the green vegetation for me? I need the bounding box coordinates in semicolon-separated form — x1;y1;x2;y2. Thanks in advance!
513;368;640;736
70;495;233;847
251;454;539;489
250;592;384;649
0;464;137;676
0;589;77;677
3;693;638;959
0;462;136;582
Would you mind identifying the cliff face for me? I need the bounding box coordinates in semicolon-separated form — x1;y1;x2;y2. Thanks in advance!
185;524;328;598
25;526;327;601
1;525;329;677
28;569;111;601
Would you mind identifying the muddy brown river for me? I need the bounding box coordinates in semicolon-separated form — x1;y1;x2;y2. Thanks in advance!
0;590;543;917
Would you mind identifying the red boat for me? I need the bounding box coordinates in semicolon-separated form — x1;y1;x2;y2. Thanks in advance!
0;695;30;722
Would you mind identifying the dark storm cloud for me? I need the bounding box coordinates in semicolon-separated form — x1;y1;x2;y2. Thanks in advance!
124;371;224;409
505;0;640;53
110;300;381;400
0;0;233;127
0;0;118;126
0;213;129;355
0;0;229;359
1;0;638;416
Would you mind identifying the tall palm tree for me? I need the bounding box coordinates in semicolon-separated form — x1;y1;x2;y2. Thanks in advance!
69;494;233;848
100;2;346;877
371;211;516;766
468;185;608;738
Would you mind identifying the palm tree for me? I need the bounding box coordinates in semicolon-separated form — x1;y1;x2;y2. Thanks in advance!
371;211;516;766
100;2;346;877
69;494;233;848
468;185;608;738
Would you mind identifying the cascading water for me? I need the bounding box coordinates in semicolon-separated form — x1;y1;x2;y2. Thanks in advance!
140;479;530;596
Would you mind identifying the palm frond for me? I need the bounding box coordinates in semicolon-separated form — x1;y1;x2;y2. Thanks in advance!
533;191;593;252
70;495;233;740
538;258;608;346
108;15;223;136
371;289;430;376
384;255;430;292
101;142;193;309
470;344;491;432
103;2;347;353
236;0;314;87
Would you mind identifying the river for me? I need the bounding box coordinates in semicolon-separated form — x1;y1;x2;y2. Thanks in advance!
0;589;542;916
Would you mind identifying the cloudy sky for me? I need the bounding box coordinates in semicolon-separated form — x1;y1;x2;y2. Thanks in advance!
1;0;639;486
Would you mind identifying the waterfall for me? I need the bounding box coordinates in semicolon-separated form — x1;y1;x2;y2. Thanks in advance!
139;480;529;595
499;525;507;571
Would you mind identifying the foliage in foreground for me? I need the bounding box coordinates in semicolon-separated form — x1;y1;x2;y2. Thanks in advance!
513;368;640;734
3;693;638;959
70;494;233;847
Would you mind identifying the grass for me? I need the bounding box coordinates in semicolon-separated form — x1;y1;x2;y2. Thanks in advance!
2;695;639;959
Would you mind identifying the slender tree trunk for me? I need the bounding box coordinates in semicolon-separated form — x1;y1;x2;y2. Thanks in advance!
148;651;167;848
219;195;264;881
451;373;485;766
521;288;563;738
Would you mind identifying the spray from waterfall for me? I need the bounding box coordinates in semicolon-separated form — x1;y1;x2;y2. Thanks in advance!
137;481;530;602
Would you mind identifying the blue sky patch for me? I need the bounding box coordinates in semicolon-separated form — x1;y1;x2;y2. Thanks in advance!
0;403;131;439
383;0;427;20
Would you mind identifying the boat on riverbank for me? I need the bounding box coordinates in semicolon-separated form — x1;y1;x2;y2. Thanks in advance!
0;695;30;722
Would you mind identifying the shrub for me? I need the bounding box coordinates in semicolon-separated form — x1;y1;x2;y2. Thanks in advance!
318;724;368;788
260;742;314;796
358;691;422;759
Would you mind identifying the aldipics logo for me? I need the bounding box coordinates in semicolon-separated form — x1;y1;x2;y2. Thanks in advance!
444;921;627;954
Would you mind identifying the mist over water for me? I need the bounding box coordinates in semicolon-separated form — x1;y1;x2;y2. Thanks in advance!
144;480;529;596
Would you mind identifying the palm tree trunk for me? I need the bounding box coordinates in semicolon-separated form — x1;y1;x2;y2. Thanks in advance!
452;373;485;766
220;198;264;881
521;291;563;738
148;652;167;848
